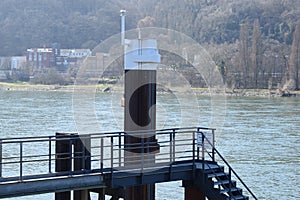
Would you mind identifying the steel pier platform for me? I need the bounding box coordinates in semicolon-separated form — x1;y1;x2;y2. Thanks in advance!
0;127;257;200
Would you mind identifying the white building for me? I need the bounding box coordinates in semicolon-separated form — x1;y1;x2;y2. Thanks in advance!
60;49;92;58
11;56;26;70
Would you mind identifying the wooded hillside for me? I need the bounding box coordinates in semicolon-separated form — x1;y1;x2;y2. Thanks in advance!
1;0;300;90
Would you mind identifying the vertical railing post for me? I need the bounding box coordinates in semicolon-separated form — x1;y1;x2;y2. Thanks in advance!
141;135;144;175
229;168;232;195
201;132;205;161
69;139;73;173
192;132;195;179
19;142;23;182
212;129;215;162
169;131;172;163
0;139;2;178
196;128;200;160
110;136;114;187
100;138;104;173
81;137;86;170
201;132;205;176
172;129;175;162
118;133;121;167
192;132;195;161
169;131;173;180
49;137;52;173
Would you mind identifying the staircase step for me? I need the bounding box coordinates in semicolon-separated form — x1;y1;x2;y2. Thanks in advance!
214;179;236;187
207;172;229;179
204;164;224;173
220;187;242;195
226;194;249;200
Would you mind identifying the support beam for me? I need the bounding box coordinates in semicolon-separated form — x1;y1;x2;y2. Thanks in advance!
0;173;104;198
184;187;205;200
74;135;91;200
125;185;155;200
97;188;105;200
183;180;206;200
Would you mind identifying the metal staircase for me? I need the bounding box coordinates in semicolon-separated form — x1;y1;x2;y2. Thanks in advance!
202;163;249;199
195;131;258;200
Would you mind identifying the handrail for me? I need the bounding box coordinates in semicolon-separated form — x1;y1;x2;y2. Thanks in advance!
212;147;258;200
0;127;210;182
199;131;258;200
0;127;257;200
0;127;215;141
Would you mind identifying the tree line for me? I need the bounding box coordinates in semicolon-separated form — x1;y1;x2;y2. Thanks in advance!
217;19;300;91
0;0;299;90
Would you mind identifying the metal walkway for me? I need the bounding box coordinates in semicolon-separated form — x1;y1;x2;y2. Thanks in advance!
0;127;257;199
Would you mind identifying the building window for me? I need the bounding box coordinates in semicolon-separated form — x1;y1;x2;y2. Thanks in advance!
34;52;37;61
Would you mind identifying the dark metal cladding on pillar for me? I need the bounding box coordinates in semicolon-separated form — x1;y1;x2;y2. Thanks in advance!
124;70;159;153
121;10;161;199
124;70;158;200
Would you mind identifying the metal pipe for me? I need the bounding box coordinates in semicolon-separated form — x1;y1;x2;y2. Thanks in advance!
100;138;103;173
49;137;52;173
120;10;126;46
19;142;23;182
110;136;114;188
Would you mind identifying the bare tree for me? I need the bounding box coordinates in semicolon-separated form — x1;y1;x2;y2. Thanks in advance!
238;20;250;88
289;24;300;90
251;19;263;88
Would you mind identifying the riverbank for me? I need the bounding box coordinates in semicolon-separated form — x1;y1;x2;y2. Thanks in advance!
0;82;114;92
1;82;299;97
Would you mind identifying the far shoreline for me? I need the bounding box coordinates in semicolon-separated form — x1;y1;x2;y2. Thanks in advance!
1;82;299;97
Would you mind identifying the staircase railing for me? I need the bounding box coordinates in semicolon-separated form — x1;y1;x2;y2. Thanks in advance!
0;127;257;200
198;131;258;200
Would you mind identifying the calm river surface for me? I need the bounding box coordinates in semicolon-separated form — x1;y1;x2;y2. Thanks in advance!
0;91;299;200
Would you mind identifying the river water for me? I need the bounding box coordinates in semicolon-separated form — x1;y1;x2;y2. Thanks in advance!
0;91;299;199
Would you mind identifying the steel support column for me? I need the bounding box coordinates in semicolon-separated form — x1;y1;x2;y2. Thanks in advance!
124;70;158;200
74;135;91;200
55;133;72;200
183;180;205;200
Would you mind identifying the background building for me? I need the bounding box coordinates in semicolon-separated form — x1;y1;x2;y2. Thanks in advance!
26;48;56;70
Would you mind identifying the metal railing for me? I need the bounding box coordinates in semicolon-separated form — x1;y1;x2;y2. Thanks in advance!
199;131;258;200
0;127;215;183
0;127;258;199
